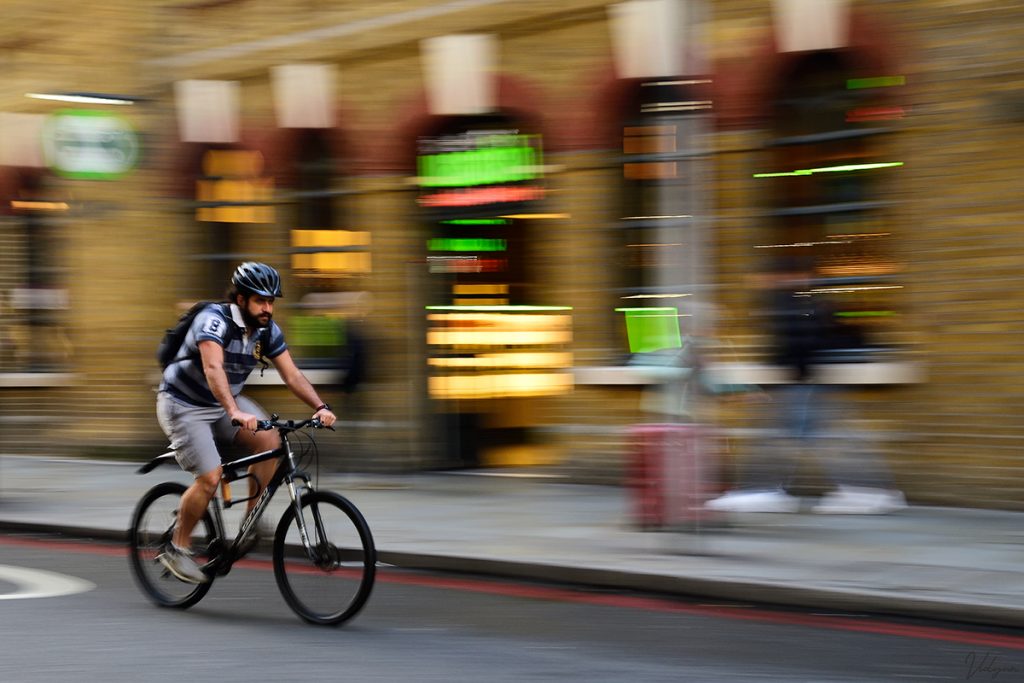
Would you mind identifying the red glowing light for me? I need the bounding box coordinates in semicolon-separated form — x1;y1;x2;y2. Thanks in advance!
418;186;545;208
427;256;507;273
846;106;906;123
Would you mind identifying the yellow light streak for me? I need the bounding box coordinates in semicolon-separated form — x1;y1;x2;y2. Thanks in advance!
427;330;573;346
10;201;69;211
427;313;572;329
452;298;509;306
429;373;572;399
453;284;509;295
428;352;573;369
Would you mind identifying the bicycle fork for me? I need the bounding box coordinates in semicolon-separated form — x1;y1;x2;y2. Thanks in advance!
284;475;331;565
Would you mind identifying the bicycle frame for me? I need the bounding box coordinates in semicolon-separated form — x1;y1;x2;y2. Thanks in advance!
204;426;320;573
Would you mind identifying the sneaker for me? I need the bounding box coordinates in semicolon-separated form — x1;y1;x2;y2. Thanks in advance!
158;544;208;584
704;489;801;513
237;517;274;558
812;486;907;515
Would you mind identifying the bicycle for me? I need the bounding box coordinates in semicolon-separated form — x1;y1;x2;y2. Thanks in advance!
128;415;376;626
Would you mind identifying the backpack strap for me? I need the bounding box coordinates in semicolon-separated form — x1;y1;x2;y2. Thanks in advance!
207;302;271;376
256;325;271;377
218;302;270;376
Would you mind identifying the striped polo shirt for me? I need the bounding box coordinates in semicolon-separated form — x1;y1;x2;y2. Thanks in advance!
159;303;287;407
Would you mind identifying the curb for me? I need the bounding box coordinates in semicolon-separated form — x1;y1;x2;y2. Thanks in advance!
0;521;126;544
5;520;1023;630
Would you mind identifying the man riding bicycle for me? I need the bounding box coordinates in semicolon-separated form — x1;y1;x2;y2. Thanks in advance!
155;262;337;583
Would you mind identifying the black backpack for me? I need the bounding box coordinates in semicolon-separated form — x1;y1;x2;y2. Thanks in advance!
157;301;225;369
157;301;272;373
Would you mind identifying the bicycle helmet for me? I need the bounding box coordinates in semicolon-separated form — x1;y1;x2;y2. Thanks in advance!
231;262;283;298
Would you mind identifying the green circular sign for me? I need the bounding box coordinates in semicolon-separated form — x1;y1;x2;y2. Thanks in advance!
42;109;139;180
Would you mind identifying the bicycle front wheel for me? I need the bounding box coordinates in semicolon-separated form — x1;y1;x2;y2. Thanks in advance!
273;490;376;625
128;481;217;609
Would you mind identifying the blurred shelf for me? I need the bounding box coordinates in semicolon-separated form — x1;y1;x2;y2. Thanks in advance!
574;365;688;386
765;127;894;147
619;149;711;163
573;360;926;386
0;373;80;388
613;217;695;230
244;368;345;386
765;200;894;217
706;360;926;386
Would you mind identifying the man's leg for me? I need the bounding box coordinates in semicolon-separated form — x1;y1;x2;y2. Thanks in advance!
155;394;225;582
157;394;225;548
220;394;280;516
232;428;280;514
229;423;279;556
163;468;218;583
740;383;805;490
173;466;221;549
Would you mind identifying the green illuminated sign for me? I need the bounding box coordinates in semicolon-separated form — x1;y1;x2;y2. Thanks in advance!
428;238;507;252
442;219;509;225
42;109;139;180
847;76;905;89
615;307;682;353
418;135;542;188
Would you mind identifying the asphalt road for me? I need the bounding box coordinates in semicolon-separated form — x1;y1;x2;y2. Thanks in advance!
2;534;1022;682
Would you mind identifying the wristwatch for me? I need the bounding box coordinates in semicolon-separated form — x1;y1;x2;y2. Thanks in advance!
315;403;331;412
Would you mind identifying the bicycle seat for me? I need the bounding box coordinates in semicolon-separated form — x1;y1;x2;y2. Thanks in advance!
136;451;178;474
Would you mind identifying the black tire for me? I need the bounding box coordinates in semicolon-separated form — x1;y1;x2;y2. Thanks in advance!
128;481;217;609
273;490;376;625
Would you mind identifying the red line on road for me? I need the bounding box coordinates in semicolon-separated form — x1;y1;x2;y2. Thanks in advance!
3;534;1022;650
378;571;1024;651
0;535;128;557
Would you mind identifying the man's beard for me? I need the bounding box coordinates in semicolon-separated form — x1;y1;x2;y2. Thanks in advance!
242;308;272;330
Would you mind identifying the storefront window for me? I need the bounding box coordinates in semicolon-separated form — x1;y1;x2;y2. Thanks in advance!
759;51;904;354
188;144;276;299
283;128;367;369
416;113;572;467
418;115;539;307
0;173;70;372
618;80;712;356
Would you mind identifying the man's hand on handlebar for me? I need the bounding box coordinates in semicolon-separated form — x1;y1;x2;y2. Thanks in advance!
230;410;260;432
232;415;332;432
313;406;337;429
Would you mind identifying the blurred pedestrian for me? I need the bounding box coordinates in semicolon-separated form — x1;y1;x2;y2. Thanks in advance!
705;258;905;514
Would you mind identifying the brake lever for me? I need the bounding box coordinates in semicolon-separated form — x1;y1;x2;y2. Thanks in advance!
231;419;274;432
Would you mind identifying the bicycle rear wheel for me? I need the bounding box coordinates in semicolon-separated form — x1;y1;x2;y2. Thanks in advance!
273;490;376;625
128;481;217;608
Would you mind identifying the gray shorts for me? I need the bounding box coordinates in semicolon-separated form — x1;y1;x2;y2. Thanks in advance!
156;392;269;476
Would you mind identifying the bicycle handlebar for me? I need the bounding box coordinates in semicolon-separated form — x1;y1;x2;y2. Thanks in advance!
232;415;335;433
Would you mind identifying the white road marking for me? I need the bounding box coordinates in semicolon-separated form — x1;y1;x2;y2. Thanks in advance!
0;565;96;600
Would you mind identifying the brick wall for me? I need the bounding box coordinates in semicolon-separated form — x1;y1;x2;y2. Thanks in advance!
1;0;1023;507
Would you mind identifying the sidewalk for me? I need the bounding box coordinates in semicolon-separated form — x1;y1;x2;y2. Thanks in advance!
1;454;1022;628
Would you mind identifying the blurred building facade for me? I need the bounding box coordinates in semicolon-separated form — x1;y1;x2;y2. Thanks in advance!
0;0;1021;508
